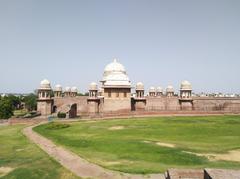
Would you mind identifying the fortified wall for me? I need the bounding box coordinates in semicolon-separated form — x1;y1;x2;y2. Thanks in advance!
142;96;240;113
42;92;240;118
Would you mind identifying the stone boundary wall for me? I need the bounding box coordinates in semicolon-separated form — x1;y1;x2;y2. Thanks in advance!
145;97;240;113
52;96;240;117
193;97;240;112
8;118;47;125
165;168;240;179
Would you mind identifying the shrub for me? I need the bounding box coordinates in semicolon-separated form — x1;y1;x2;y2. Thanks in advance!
57;112;66;118
46;122;70;130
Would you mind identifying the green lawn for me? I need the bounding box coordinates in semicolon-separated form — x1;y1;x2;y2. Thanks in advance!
34;115;240;174
0;124;79;179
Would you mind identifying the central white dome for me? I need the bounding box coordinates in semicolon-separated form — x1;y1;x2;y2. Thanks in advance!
102;59;131;87
104;58;126;75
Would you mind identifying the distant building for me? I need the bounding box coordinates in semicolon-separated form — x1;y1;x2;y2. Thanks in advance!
37;59;240;117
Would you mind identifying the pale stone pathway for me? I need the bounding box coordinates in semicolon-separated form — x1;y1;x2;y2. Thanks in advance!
22;123;165;179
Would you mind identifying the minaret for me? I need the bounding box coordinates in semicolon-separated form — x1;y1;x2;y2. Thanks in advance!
37;79;53;116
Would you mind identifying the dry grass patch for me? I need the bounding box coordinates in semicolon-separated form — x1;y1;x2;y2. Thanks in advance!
16;148;24;152
215;150;240;162
143;140;176;148
183;149;240;162
108;126;125;130
156;142;175;148
0;167;14;177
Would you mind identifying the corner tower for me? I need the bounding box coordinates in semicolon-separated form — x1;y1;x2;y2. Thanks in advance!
37;79;53;116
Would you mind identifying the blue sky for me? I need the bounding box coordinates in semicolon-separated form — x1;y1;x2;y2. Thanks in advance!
0;0;240;94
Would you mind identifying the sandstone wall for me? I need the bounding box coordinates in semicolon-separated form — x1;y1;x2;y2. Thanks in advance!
144;97;240;113
193;97;240;113
103;98;131;113
134;100;146;111
37;100;53;116
53;96;88;115
145;97;181;111
87;100;100;114
51;96;240;117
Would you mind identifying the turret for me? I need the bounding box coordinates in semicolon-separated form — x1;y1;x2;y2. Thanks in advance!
89;82;98;98
54;84;62;97
156;86;163;96
166;85;174;97
64;87;71;97
179;80;193;111
71;87;78;97
149;87;156;97
180;80;192;99
136;82;144;98
87;82;100;114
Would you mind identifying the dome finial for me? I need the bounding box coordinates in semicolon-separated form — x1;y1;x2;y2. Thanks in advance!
113;58;117;63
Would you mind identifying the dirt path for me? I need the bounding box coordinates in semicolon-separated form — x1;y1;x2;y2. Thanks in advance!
22;123;164;179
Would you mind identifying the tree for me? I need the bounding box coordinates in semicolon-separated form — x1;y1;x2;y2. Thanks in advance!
7;95;21;109
0;98;13;119
23;94;37;111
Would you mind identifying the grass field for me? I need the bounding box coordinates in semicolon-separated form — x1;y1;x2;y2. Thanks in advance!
34;115;240;174
0;124;79;179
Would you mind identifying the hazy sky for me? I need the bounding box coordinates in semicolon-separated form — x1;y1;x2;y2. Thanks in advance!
0;0;240;94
